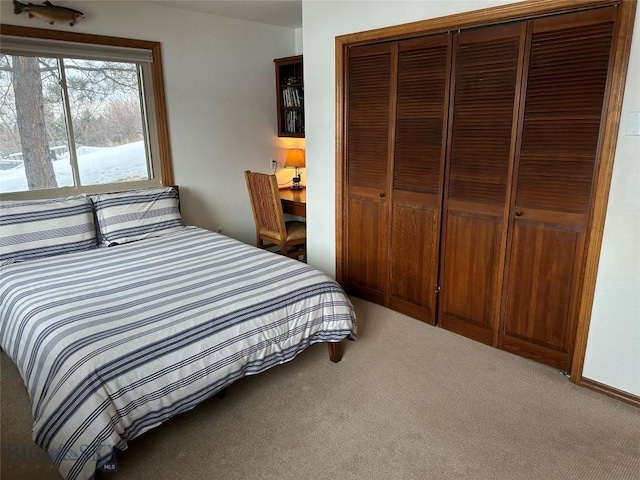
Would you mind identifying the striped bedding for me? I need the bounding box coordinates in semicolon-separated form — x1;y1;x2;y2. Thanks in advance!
0;195;97;265
0;227;356;480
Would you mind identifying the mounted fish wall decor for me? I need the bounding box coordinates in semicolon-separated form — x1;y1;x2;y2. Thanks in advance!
13;0;84;27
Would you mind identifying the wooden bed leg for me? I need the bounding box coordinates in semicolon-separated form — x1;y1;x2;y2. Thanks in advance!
327;342;343;363
216;388;227;400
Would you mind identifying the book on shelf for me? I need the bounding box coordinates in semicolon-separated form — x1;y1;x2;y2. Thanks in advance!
284;110;305;133
282;86;303;108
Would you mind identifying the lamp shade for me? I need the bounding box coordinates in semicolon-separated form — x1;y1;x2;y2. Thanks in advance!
284;149;305;168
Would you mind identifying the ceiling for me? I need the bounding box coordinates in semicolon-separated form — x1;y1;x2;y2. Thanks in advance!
149;1;302;29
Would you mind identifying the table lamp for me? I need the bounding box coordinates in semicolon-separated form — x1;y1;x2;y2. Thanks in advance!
284;148;305;190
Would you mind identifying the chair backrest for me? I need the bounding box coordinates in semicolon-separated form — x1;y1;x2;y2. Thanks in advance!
244;170;287;238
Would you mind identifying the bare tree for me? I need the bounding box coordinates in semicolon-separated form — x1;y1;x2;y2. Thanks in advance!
12;56;57;189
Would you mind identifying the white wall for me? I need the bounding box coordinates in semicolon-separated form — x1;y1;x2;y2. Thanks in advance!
302;0;639;396
583;13;640;396
0;0;297;244
295;27;304;54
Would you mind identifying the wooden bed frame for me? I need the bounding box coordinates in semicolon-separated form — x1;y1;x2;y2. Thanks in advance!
328;342;343;362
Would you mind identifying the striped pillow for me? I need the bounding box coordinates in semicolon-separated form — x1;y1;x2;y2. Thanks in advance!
0;195;97;265
92;187;184;246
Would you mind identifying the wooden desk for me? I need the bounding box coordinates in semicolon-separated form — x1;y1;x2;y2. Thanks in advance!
279;187;306;217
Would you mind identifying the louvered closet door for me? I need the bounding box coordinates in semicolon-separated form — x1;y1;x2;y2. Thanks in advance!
388;35;451;324
500;8;616;371
439;24;524;344
344;44;394;303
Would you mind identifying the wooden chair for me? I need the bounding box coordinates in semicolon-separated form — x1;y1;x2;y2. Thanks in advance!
244;170;306;259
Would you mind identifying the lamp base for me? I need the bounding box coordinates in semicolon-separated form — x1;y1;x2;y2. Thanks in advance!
291;173;302;190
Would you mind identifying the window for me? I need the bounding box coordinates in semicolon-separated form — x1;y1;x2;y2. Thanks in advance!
0;26;173;198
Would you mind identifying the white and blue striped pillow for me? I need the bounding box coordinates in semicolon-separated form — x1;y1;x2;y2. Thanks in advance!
91;187;184;246
0;195;97;265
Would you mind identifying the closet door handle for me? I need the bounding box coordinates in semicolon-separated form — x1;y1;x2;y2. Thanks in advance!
380;193;386;198
515;211;523;217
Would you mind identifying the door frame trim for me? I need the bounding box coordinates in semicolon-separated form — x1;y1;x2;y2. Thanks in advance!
335;0;636;385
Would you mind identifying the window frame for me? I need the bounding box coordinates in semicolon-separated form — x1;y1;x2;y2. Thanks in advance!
0;24;174;199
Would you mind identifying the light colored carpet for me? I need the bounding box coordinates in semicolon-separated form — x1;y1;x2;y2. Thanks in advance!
2;297;639;480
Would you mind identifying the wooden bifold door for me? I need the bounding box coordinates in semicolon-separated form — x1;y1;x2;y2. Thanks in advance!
439;23;525;346
499;8;616;371
341;5;622;372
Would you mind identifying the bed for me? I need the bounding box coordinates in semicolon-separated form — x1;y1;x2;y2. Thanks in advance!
0;187;356;480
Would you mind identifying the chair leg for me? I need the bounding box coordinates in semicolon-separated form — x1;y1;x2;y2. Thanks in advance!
287;246;302;259
282;244;306;262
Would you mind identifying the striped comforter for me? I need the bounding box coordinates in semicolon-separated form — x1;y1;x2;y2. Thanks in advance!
0;227;356;480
